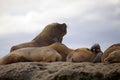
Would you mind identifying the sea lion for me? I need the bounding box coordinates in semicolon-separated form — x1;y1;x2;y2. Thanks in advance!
48;42;74;61
101;43;120;62
0;47;62;65
104;50;120;63
66;48;95;62
90;43;103;63
10;23;67;52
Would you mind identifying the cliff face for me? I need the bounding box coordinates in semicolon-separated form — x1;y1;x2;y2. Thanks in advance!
0;62;120;80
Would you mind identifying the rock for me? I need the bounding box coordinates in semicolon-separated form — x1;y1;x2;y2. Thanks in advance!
0;62;120;80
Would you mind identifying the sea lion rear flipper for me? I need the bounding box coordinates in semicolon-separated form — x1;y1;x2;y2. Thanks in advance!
19;56;32;62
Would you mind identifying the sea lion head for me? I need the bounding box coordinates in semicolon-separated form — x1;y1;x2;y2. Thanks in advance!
91;43;101;53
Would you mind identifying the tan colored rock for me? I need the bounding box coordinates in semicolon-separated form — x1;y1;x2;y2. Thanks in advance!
0;62;120;80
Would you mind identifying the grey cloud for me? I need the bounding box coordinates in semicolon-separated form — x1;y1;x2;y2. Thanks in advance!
0;32;38;57
0;0;120;57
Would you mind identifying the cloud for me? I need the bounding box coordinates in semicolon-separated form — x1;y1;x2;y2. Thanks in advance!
0;0;120;57
0;32;38;57
0;0;120;35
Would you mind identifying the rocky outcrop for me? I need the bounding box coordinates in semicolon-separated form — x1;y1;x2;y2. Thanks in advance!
0;62;120;80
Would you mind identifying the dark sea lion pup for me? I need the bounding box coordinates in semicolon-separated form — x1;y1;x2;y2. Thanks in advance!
90;43;103;63
10;23;67;52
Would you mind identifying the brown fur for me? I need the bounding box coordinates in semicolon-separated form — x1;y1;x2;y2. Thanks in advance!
67;48;95;62
104;50;120;63
101;43;120;62
48;42;74;61
0;47;62;65
10;23;67;52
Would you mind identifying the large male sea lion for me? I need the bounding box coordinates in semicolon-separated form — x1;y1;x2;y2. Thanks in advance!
10;23;67;52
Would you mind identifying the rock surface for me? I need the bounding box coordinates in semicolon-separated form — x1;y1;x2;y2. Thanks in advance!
0;62;120;80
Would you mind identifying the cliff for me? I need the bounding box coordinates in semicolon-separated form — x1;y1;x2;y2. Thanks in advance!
0;62;120;80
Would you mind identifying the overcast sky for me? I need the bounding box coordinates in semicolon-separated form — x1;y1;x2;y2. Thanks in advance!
0;0;120;57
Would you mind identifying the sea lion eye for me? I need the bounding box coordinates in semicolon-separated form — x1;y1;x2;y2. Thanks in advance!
53;37;58;42
93;49;96;51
